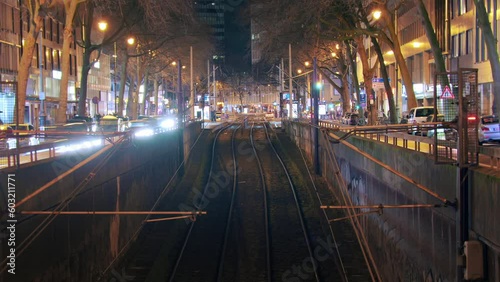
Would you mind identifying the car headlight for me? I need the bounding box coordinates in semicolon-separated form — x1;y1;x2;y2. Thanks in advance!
134;128;155;137
160;119;175;129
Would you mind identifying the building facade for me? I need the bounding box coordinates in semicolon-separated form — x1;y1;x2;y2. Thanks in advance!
195;0;226;63
358;0;498;118
0;0;111;127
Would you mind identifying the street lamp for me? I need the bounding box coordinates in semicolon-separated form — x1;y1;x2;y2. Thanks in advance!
127;37;140;119
113;42;117;114
98;21;108;114
38;29;46;128
98;21;108;32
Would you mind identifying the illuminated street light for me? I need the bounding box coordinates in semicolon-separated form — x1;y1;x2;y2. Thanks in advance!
127;37;135;45
412;42;422;48
171;61;177;66
98;21;108;31
297;69;303;74
373;10;382;20
304;61;310;67
315;81;323;90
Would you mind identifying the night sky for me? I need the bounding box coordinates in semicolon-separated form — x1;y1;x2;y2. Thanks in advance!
224;0;251;73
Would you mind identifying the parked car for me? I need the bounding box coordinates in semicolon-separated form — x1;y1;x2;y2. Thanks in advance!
341;112;352;124
60;122;92;132
0;125;13;150
67;115;92;123
427;115;500;145
4;123;40;148
96;115;126;132
348;113;360;125
407;106;437;134
419;114;445;136
478;115;500;144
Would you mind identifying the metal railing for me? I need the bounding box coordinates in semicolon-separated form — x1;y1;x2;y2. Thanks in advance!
316;120;500;170
0;132;125;170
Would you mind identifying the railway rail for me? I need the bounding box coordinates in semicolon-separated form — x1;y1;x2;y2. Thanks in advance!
97;118;374;281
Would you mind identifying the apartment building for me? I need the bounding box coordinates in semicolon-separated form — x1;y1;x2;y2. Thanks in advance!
360;0;498;117
0;0;111;126
194;0;226;63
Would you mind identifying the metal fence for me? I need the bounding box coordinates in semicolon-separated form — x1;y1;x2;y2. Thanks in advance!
433;69;478;165
0;81;18;167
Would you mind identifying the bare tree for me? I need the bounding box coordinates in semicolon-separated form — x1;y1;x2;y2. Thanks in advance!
56;0;86;123
16;0;52;123
223;71;254;112
372;1;417;110
474;0;500;115
414;0;447;76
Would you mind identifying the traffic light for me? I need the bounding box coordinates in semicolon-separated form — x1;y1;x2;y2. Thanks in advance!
315;81;323;90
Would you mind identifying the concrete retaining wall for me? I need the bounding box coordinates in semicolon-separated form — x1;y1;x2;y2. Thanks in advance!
284;121;500;281
0;122;201;282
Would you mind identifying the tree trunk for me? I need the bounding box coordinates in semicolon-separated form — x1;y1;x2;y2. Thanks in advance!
475;0;500;116
415;0;447;75
130;55;142;120
16;5;43;124
153;77;159;116
355;36;377;125
117;51;128;116
17;32;39;124
372;36;397;123
346;41;363;121
140;69;149;115
77;48;93;116
381;5;417;110
126;77;133;117
77;2;95;117
57;0;81;123
341;74;350;113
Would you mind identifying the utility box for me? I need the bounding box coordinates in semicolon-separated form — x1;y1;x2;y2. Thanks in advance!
464;240;484;280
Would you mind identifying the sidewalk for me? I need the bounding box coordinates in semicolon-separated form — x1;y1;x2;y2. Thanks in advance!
202;121;225;129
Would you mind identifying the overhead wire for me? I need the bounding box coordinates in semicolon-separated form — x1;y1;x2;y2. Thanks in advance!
168;122;235;282
324;129;451;205
290;124;350;281
97;122;212;280
319;127;382;281
263;122;321;282
0;134;127;274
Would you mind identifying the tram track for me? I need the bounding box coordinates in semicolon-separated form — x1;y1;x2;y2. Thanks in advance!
168;123;239;281
103;118;375;282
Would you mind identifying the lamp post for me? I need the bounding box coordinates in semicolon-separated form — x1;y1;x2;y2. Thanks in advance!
98;21;109;114
394;9;400;122
313;57;319;174
38;29;46;128
113;42;117;114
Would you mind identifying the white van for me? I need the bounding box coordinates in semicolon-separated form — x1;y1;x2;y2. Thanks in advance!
407;107;436;124
407;106;437;134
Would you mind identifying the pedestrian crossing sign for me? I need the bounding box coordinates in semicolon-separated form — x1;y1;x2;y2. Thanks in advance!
440;85;454;99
